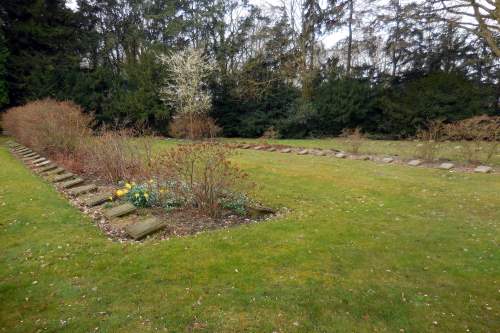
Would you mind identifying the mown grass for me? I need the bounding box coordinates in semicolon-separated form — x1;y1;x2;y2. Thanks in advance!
222;137;500;166
1;136;499;332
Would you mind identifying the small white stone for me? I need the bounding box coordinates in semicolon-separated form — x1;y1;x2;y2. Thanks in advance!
335;153;346;158
408;159;422;166
382;157;394;163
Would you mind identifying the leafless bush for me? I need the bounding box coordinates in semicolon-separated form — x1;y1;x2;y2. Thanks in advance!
82;129;143;182
443;115;499;163
415;121;444;161
168;114;221;140
341;127;365;154
2;99;93;155
162;143;249;217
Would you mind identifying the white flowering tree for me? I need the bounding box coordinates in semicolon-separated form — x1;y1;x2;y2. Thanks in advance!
159;48;214;139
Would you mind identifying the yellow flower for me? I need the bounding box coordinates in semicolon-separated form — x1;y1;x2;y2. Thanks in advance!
131;182;136;186
108;196;113;201
148;179;154;184
135;193;139;198
144;193;149;199
116;189;124;197
125;183;132;189
159;189;165;194
122;189;129;195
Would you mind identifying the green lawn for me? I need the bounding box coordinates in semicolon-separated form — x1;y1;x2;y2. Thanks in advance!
222;137;500;166
1;136;499;332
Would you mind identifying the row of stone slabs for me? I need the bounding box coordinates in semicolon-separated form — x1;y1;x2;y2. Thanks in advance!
7;141;163;240
239;144;494;173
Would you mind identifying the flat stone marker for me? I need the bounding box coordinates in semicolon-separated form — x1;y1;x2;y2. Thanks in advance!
241;144;251;149
84;193;113;207
314;150;326;156
408;159;422;166
34;160;51;167
43;167;65;176
104;203;136;219
53;173;74;182
37;164;57;173
61;178;84;189
474;165;493;173
69;184;97;196
298;149;309;155
254;146;264;150
31;157;46;164
335;153;347;158
125;217;167;240
439;162;454;170
382;157;394;163
280;148;292;153
23;155;40;161
267;147;276;152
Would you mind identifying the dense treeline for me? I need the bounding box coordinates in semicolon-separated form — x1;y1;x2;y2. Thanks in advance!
0;0;498;138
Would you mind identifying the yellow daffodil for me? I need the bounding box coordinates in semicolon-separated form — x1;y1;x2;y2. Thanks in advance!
144;193;149;199
125;183;132;189
108;196;113;201
116;189;124;197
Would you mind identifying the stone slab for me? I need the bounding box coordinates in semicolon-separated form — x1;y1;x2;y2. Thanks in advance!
22;155;40;161
267;147;276;152
125;217;167;240
22;152;37;158
298;149;309;155
104;203;136;219
52;173;75;182
37;164;57;173
241;144;251;149
61;178;84;189
16;148;30;153
314;150;326;156
357;155;370;160
43;167;65;176
474;165;493;173
335;153;347;158
254;146;264;150
31;157;46;164
439;162;454;170
408;159;423;166
382;157;394;163
69;184;97;196
34;160;51;167
280;148;292;153
84;193;114;207
20;150;33;156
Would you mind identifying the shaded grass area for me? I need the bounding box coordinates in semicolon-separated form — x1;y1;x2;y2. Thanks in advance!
222;137;500;166
1;136;499;332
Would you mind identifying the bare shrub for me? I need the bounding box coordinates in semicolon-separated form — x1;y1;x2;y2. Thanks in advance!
261;127;279;139
168;114;221;140
341;127;365;154
2;99;93;155
83;129;143;182
443;115;499;163
415;121;444;161
162;143;249;217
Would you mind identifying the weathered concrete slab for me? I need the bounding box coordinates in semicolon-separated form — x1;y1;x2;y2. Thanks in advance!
52;173;74;182
439;162;454;170
22;152;37;158
314;150;326;156
43;167;65;176
34;160;51;167
37;164;58;173
335;153;347;158
16;148;30;153
241;144;251;149
280;148;292;153
31;157;46;164
357;155;370;160
20;150;33;156
474;165;493;173
254;146;264;150
69;184;97;196
298;149;309;155
267;147;276;152
84;193;113;207
104;203;136;219
61;178;84;189
125;217;167;240
408;159;423;166
382;157;394;163
22;155;40;161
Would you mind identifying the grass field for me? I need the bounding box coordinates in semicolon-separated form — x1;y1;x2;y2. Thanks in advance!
1;136;499;332
223;137;500;166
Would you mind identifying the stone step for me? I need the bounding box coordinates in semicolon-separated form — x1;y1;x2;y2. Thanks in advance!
22;155;40;161
439;162;454;170
61;178;84;189
382;157;394;163
408;159;423;166
68;184;97;197
104;203;136;219
125;217;167;240
31;157;46;164
43;167;65;176
84;193;114;207
22;152;37;158
298;149;309;155
52;173;75;183
474;165;492;173
20;150;34;155
280;148;292;153
34;160;51;168
37;164;58;173
335;153;347;158
16;148;30;153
